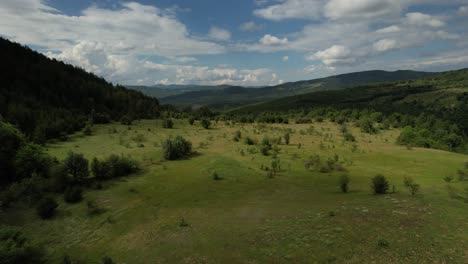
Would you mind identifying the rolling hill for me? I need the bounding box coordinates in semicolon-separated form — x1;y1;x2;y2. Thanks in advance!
158;70;434;109
0;37;160;142
127;84;231;99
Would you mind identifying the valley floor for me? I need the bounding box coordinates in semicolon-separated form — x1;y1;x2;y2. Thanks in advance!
2;120;467;263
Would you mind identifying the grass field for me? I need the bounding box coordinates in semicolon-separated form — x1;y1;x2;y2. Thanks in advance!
2;119;468;263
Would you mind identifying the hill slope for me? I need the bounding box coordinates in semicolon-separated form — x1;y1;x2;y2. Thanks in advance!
127;84;231;99
0;38;160;142
160;70;434;109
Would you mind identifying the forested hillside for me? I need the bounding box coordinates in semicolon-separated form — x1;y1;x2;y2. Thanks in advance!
160;70;434;109
233;69;468;153
0;37;160;143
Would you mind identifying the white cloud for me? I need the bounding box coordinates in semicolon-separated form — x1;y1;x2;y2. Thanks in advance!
376;25;401;34
459;6;468;15
208;26;231;41
239;21;263;31
0;1;225;56
172;56;198;63
260;34;288;45
282;56;289;61
143;62;276;85
308;45;358;66
404;12;445;28
324;0;402;20
373;38;398;52
303;64;336;73
254;0;323;21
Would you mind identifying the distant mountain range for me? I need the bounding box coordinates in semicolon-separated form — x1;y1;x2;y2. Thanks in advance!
128;70;435;110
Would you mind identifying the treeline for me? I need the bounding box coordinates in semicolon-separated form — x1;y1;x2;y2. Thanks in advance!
0;37;160;143
220;106;467;153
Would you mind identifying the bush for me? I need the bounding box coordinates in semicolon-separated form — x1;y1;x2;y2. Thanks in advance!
200;119;211;129
83;124;92;136
14;143;51;181
63;152;89;184
443;175;454;183
284;132;290;145
36;197;58;219
403;177;420;196
233;131;242;142
372;174;389;194
212;172;222;181
120;115;133;125
244;137;255;145
339;174;350;193
102;256;115;264
162;118;174;129
0;227;45;264
91;155;140;180
188;117;195;125
162;136;192;160
343;132;356;142
260;145;270;156
64;186;83;203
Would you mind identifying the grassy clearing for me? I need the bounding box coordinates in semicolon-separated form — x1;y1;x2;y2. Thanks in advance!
1;119;467;263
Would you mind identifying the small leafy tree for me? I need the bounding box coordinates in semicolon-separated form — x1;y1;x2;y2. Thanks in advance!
339;174;350;193
200;119;211;129
162;118;174;129
14;143;51;181
63;152;89;184
36;197;58;219
372;174;389;194
162;136;192;160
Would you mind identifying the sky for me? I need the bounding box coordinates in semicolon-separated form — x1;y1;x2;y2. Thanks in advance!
1;0;468;86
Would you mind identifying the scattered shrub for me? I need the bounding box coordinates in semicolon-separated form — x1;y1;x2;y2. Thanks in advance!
36;197;58;219
91;155;140;180
233;131;242;142
244;137;255;145
339;174;350;193
372;174;389;194
212;172;222;181
377;239;389;248
162;136;192;160
63;152;89;184
64;186;83;203
403;177;420;196
343;132;356;142
283;132;290;145
0;227;45;264
200;119;211;129
102;256;115;264
443;175;454;183
179;217;189;227
162;118;174;129
188;117;195;125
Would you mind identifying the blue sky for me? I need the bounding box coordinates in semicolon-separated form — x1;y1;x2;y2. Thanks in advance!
1;0;468;86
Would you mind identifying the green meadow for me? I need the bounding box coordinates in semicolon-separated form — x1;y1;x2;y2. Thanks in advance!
2;120;467;263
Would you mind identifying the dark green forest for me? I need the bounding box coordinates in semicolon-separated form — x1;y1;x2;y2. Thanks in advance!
0;37;160;143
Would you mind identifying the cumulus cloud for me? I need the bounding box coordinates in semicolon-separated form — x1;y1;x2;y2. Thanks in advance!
143;62;276;85
239;21;263;31
208;26;231;41
308;45;358;66
259;34;288;45
373;38;398;52
282;56;289;61
254;0;323;21
404;12;445;28
376;25;401;34
324;0;402;20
